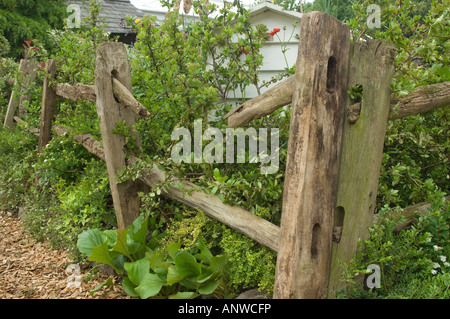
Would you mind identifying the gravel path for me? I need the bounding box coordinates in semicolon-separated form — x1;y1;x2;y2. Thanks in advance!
0;211;129;299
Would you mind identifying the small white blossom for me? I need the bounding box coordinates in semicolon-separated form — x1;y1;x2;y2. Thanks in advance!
433;263;441;269
431;269;437;275
440;256;447;262
433;245;441;251
444;262;450;267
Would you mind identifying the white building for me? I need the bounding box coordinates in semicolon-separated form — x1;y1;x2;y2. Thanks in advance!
229;1;301;101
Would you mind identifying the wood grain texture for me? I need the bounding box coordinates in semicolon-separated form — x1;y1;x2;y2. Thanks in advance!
273;11;350;299
94;42;148;229
38;59;58;152
327;40;396;298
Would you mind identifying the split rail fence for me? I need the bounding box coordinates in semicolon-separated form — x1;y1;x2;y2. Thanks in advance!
3;12;448;299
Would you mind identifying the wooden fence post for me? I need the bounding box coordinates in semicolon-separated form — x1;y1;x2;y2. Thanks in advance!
3;59;37;129
327;40;396;297
273;11;350;299
38;59;58;152
95;42;148;229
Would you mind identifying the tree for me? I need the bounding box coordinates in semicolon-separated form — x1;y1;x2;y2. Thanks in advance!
0;0;68;59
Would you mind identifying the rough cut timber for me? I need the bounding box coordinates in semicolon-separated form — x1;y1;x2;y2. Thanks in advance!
94;42;148;229
225;78;449;127
38;59;58;152
273;11;350;299
55;83;96;102
327;40;396;298
4;59;37;129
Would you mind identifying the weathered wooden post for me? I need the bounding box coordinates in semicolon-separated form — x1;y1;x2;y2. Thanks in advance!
327;40;396;297
38;59;58;152
3;59;37;128
273;11;350;299
95;42;148;229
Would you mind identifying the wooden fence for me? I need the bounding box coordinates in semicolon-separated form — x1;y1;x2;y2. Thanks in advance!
2;12;447;299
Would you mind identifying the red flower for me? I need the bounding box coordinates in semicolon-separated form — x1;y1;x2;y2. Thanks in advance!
269;31;275;36
274;28;281;33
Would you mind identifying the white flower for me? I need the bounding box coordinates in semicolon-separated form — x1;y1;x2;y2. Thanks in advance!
440;256;447;262
433;263;441;269
433;245;441;251
444;262;450;267
431;269;437;275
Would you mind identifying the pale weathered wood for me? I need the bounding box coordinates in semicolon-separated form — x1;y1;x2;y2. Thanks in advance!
4;59;37;128
38;59;58;152
224;75;294;127
94;42;149;229
55;83;96;102
327;40;396;298
273;12;350;299
389;81;450;120
225;79;450;127
112;78;151;118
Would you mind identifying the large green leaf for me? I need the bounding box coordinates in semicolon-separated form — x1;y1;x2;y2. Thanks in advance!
112;228;132;260
166;242;181;260
175;251;202;278
169;291;199;299
198;280;219;295
130;216;148;244
135;273;166;299
167;265;184;285
122;277;139;297
89;240;114;267
102;229;117;247
194;237;212;263
208;255;227;273
124;257;150;286
77;228;106;257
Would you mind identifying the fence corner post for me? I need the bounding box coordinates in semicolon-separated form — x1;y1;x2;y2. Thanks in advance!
273;11;350;299
327;40;396;298
94;42;148;229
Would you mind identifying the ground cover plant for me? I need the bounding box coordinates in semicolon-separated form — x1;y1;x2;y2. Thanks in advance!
0;0;448;298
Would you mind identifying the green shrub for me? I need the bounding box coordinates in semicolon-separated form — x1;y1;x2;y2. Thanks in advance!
339;193;449;299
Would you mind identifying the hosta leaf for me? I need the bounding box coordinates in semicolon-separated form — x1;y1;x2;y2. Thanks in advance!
169;291;199;299
175;251;201;278
135;273;165;299
198;280;219;295
124;257;150;286
167;266;184;285
77;228;105;256
122;277;139;297
89;240;114;267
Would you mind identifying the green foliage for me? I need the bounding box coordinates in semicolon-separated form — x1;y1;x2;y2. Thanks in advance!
77;216;228;299
0;127;37;213
339;194;449;298
0;0;67;59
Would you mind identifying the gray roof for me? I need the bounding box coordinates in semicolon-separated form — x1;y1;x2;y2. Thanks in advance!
67;0;146;34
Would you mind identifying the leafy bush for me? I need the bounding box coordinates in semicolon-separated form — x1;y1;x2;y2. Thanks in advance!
0;127;37;213
339;193;449;299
